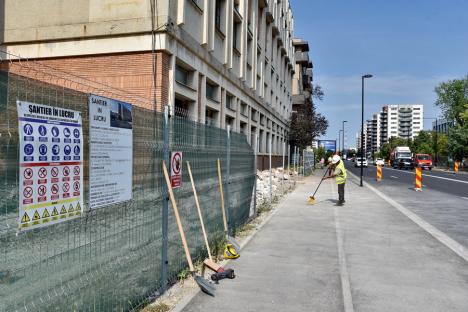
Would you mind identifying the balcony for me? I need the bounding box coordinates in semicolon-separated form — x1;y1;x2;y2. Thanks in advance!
295;52;309;64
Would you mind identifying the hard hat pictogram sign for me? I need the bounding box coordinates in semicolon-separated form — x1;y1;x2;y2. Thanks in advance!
170;151;183;188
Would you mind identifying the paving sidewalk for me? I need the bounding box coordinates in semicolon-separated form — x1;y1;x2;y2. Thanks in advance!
179;170;468;312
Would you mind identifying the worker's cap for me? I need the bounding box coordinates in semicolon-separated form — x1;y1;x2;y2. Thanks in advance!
332;155;341;164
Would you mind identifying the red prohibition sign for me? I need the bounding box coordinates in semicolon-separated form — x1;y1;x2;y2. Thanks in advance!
51;184;59;194
38;167;47;179
63;182;70;192
51;167;59;177
73;181;80;191
38;185;47;196
73;166;80;176
23;186;33;198
23;168;33;180
63;166;70;176
172;152;182;174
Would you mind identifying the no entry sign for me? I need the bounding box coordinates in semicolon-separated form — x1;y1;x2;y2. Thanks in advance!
170;151;183;188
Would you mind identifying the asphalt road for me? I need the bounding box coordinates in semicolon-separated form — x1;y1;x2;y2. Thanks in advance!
345;160;468;198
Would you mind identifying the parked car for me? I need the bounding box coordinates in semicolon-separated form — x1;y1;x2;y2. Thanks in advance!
374;158;385;166
354;157;368;168
396;158;414;170
414;154;433;170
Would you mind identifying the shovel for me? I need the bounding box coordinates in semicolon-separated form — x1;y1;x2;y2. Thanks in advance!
162;161;216;296
307;168;331;205
216;159;241;253
187;161;225;273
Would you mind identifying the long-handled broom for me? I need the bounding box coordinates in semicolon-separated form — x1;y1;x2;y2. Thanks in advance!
307;168;331;205
186;161;225;273
162;161;216;296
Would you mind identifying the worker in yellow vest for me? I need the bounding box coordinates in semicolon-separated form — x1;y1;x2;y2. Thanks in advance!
325;155;347;206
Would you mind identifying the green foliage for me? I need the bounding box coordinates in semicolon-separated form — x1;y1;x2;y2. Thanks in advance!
434;76;468;161
315;147;326;162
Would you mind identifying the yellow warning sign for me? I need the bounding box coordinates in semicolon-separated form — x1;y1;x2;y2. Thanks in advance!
21;212;30;223
68;204;74;212
60;205;67;214
52;207;59;216
42;209;50;218
76;202;81;211
33;210;40;220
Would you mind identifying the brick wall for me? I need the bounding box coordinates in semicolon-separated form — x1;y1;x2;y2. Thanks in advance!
1;51;170;111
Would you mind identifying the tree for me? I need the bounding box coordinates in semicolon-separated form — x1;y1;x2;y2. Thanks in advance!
434;76;468;161
289;84;328;150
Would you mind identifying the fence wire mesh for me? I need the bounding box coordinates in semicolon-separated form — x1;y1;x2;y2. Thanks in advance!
0;60;255;312
303;150;315;175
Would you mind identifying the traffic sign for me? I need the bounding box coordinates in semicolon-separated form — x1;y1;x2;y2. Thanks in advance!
64;145;71;155
39;144;47;155
24;144;34;155
38;185;47;196
52;144;60;155
73;166;80;176
51;184;59;194
38;125;47;136
51;167;59;177
23;124;33;135
23;168;33;179
62;182;70;193
38;167;47;179
73;128;80;138
63;166;70;176
23;187;33;198
51;126;59;137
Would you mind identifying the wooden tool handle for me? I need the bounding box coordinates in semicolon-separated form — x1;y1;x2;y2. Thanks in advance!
217;159;229;233
162;160;195;272
187;161;213;262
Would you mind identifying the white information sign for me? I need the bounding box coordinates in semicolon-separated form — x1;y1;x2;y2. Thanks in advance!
89;94;133;209
17;101;83;231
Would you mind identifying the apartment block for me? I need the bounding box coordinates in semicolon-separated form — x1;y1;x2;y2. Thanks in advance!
366;113;381;155
1;0;296;160
380;104;424;143
291;38;313;114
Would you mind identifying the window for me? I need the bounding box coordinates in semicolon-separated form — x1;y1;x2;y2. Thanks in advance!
226;94;235;110
215;0;225;33
206;82;219;101
175;65;190;85
233;20;241;51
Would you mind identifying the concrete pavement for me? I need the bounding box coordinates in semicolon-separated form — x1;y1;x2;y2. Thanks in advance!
179;170;468;312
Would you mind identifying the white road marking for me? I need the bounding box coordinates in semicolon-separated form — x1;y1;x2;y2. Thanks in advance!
330;183;354;312
381;167;468;184
390;176;398;179
462;197;468;201
348;171;468;263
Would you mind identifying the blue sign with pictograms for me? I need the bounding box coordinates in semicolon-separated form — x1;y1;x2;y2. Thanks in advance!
73;145;80;155
73;129;80;138
64;145;71;155
63;128;71;137
39;144;48;155
51;126;59;137
24;144;34;155
23;124;33;135
52;144;60;155
38;125;47;136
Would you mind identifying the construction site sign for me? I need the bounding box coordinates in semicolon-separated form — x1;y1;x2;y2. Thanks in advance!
170;151;183;188
17;101;83;232
89;94;133;209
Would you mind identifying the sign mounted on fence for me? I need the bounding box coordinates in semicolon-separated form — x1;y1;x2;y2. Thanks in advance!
89;94;133;209
170;151;183;188
17;101;83;232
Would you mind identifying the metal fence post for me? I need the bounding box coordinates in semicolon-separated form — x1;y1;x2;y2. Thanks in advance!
302;149;305;176
253;134;258;216
226;125;231;231
269;136;272;203
161;106;170;293
293;146;297;174
282;141;285;193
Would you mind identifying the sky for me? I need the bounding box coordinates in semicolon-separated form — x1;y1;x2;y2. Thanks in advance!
290;0;468;149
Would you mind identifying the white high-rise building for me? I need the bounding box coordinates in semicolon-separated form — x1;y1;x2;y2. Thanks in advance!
380;104;424;144
366;113;381;154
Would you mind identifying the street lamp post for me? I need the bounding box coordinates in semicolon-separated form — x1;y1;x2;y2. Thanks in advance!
360;74;373;187
342;120;347;155
338;130;343;155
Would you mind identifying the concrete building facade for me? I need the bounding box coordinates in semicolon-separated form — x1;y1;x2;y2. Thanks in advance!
291;38;313;115
381;104;424;143
1;0;296;160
